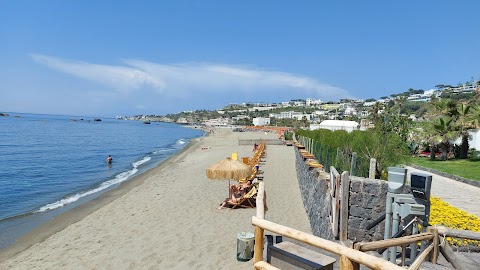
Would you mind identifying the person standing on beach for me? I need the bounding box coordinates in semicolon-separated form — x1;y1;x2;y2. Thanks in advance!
106;155;112;164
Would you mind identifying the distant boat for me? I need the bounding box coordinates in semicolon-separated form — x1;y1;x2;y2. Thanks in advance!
93;118;101;122
143;121;151;124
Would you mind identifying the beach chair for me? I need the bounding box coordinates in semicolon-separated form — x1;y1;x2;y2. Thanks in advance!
230;186;257;209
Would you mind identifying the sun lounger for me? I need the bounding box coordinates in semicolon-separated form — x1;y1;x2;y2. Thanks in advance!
230;186;257;209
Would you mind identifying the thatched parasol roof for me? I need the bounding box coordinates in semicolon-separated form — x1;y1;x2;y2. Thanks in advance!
206;158;252;181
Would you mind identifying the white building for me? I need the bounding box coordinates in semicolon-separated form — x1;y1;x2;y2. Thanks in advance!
203;118;231;127
293;114;314;121
249;106;276;112
252;117;271;126
310;120;359;133
314;110;328;116
293;101;306;106
344;107;357;115
272;111;302;119
306;98;322;106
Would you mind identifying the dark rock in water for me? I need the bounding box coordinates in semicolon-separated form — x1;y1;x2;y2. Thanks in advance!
93;118;101;121
0;113;9;117
143;121;151;124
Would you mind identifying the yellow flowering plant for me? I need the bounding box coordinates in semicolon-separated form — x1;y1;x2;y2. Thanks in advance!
430;196;480;247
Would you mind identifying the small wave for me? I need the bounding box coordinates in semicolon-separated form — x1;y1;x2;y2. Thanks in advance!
36;156;153;212
132;156;151;168
176;139;186;145
152;149;175;154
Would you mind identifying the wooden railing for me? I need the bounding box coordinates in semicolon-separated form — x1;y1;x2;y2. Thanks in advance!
252;216;405;270
252;180;445;270
353;229;439;270
253;181;407;270
435;226;480;270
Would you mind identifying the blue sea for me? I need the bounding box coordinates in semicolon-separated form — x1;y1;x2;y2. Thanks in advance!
0;113;204;249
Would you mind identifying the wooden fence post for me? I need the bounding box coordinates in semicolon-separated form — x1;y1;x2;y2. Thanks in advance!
369;158;376;179
340;255;359;270
427;227;438;263
350;152;357;177
253;182;266;266
339;171;350;242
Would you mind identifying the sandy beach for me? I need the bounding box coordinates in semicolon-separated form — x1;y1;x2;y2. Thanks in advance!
0;128;311;269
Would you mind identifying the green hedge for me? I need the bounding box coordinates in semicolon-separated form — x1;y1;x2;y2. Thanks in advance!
296;128;408;179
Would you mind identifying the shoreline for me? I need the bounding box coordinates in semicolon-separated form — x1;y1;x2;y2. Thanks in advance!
0;129;311;269
0;136;202;262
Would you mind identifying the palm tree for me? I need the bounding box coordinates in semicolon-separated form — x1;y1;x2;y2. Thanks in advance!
369;102;382;125
431;117;457;160
395;96;408;114
426;99;457;119
453;103;475;158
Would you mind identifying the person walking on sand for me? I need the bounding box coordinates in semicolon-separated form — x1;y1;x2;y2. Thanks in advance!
106;155;112;164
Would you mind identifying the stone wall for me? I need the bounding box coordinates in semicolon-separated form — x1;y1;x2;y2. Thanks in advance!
295;147;410;242
348;176;388;242
295;149;335;241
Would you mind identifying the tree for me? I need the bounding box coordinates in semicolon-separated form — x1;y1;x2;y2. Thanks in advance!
394;96;408;115
365;98;376;102
452;103;476;158
431;117;457;160
369;102;382;125
426;99;457;119
380;96;388;99
301;116;309;128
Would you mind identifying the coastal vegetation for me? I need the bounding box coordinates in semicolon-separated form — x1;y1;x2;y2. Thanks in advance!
296;128;408;179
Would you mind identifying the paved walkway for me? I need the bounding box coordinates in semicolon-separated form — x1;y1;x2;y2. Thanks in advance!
405;166;480;218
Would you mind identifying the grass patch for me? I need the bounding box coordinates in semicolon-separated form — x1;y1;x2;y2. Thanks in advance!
409;157;480;181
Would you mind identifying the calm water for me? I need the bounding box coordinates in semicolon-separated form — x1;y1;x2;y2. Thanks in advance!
0;113;204;248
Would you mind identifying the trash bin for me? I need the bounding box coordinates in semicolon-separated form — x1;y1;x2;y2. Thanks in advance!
237;232;255;261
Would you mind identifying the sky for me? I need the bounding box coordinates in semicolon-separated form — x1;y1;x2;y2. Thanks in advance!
1;1;479;117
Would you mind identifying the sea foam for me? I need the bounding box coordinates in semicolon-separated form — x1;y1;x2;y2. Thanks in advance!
36;156;152;212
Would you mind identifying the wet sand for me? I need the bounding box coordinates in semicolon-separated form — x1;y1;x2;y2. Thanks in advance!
0;128;311;269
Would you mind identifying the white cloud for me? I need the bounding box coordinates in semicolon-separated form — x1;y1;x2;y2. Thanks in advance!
30;54;164;93
30;54;351;100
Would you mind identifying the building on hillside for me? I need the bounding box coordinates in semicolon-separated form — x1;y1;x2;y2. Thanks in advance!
252;117;271;126
320;104;341;111
344;107;357;115
359;110;370;117
407;94;430;102
232;115;249;122
310;120;359;133
203;118;231;127
292;114;314;121
250;106;276;112
359;119;374;130
271;111;301;119
306;98;322;106
293;101;306;106
314;110;328;116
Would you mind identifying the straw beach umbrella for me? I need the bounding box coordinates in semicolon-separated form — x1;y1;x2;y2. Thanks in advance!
206;157;252;197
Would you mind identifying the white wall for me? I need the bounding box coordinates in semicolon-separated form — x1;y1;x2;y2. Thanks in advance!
252;117;271;126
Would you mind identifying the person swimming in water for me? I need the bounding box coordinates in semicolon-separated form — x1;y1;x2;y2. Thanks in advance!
106;155;112;164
